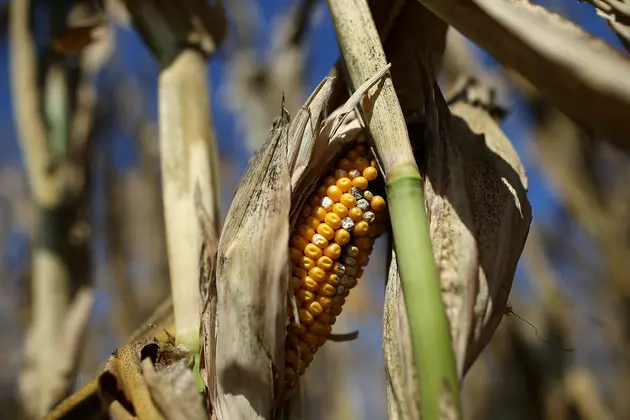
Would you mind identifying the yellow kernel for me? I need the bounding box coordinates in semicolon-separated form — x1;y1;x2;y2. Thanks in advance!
354;237;373;250
332;203;348;218
316;256;333;271
288;323;306;336
301;276;319;291
324;176;336;186
305;216;320;230
296;288;314;303
311;206;327;221
339;158;352;171
308;194;320;207
340;193;356;209
370;159;377;167
317;335;328;346
323;243;341;260
306;301;324;317
312;234;329;249
318;313;336;325
354;157;369;171
316;185;328;198
298;256;315;270
289;248;303;264
330;305;343;316
353;221;369;237
319;283;336;296
355;267;364;278
371;196;386;212
308;267;326;282
327;185;342;202
326;273;339;286
289;276;301;291
286;349;299;369
352;176;368;190
334;228;351;245
303;332;318;346
292;267;307;278
304;243;322;259
347;150;359;160
324;213;342;230
354;144;368;156
363;166;378;181
317;296;333;309
298;309;314;324
317;223;335;240
348;207;363;222
346;245;360;257
334;169;348;179
336;177;352;193
356;253;370;267
291;235;309;251
309;321;331;336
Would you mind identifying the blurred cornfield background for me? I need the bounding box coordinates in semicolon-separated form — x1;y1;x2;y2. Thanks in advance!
0;0;629;419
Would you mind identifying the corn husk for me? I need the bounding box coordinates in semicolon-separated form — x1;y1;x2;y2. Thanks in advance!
205;67;391;420
383;70;531;418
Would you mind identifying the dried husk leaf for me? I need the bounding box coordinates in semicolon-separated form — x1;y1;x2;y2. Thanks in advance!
449;99;531;371
141;356;206;420
422;72;479;379
383;73;531;417
424;69;531;373
211;106;292;420
383;250;420;420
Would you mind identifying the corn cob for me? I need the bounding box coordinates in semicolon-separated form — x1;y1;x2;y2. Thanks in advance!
285;143;387;388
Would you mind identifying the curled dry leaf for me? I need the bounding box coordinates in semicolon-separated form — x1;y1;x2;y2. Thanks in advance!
417;0;630;147
383;72;531;417
44;331;192;420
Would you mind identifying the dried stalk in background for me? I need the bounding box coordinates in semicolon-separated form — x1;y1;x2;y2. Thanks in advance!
222;0;315;154
120;0;226;383
9;0;109;415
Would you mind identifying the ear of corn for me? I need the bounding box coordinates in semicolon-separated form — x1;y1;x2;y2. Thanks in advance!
285;143;387;388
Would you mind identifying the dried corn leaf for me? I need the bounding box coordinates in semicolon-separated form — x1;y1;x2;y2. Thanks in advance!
211;105;291;420
417;0;630;147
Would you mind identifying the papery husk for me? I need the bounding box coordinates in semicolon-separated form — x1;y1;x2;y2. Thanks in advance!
211;104;292;420
383;74;531;418
44;332;198;420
